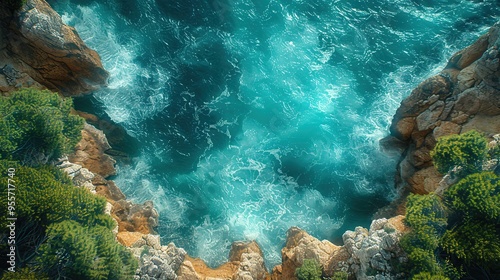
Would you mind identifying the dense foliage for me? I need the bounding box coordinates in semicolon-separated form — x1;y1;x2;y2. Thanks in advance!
295;259;322;280
400;194;447;278
402;132;500;279
0;88;84;165
0;161;137;279
430;130;487;175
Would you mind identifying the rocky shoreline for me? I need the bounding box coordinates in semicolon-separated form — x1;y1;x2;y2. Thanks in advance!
2;0;500;279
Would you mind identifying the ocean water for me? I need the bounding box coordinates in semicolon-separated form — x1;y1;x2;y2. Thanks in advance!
50;0;500;267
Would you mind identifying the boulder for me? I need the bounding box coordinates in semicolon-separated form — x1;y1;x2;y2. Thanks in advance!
69;123;116;178
0;0;108;95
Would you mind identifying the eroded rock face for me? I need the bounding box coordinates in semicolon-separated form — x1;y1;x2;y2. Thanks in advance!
69;123;116;178
129;237;187;280
387;22;500;194
176;241;268;280
0;0;108;95
343;216;408;280
271;227;347;280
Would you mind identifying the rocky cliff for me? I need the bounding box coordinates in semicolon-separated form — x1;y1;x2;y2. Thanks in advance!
0;0;108;96
386;22;500;194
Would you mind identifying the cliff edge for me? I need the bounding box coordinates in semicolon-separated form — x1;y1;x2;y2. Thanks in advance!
386;22;500;194
0;0;108;96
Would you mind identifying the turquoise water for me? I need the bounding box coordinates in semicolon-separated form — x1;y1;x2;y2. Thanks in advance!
51;0;499;267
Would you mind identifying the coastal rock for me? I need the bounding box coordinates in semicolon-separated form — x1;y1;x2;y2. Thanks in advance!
57;157;95;192
69;123;116;178
0;0;108;95
132;241;187;280
389;22;500;193
271;227;348;280
342;216;408;280
113;199;159;234
176;241;268;280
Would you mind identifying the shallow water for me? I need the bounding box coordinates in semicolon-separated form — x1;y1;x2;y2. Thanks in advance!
51;0;500;267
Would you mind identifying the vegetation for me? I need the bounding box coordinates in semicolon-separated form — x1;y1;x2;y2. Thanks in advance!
430;130;487;175
0;89;136;279
2;0;27;11
400;194;447;278
295;259;322;280
0;88;84;165
401;131;500;279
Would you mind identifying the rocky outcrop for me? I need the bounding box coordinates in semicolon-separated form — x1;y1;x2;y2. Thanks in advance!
65;123;158;236
69;123;116;178
0;0;108;95
129;235;186;280
387;22;500;194
176;241;268;280
270;217;408;280
343;216;408;280
271;227;348;280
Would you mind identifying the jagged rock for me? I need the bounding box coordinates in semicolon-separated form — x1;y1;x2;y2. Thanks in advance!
271;227;347;280
175;241;268;280
133;242;187;280
69;123;116;178
0;0;108;95
389;22;500;193
57;157;95;192
230;241;268;280
113;199;159;234
342;216;408;280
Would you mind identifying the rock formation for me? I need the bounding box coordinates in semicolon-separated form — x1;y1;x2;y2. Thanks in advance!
387;23;500;194
0;0;108;96
176;241;268;280
270;216;408;280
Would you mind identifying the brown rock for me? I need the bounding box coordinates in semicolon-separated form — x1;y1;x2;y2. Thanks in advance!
116;231;144;247
69;123;116;178
462;115;500;136
446;32;489;70
416;101;445;131
390;117;415;141
433;121;461;140
274;227;343;280
0;0;108;95
408;166;442;194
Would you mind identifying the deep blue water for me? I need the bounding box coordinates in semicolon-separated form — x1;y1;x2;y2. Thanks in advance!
51;0;500;267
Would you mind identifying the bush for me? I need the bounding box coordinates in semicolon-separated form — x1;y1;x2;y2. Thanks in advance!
0;161;136;279
0;88;84;164
331;271;349;280
0;161;108;227
412;272;449;280
38;220;137;280
295;259;322;280
0;268;48;280
431;130;487;175
444;171;500;222
401;194;447;277
441;221;500;266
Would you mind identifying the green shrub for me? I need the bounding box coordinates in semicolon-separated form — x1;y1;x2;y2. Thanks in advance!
295;259;322;280
431;130;487;175
0;161;135;279
0;88;84;165
0;161;108;227
0;268;48;280
401;194;447;277
38;220;137;280
331;271;348;280
412;272;449;280
441;221;500;266
444;171;500;222
1;0;27;11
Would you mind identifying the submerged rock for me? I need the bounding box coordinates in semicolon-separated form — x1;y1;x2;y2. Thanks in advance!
387;22;500;194
0;0;108;95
